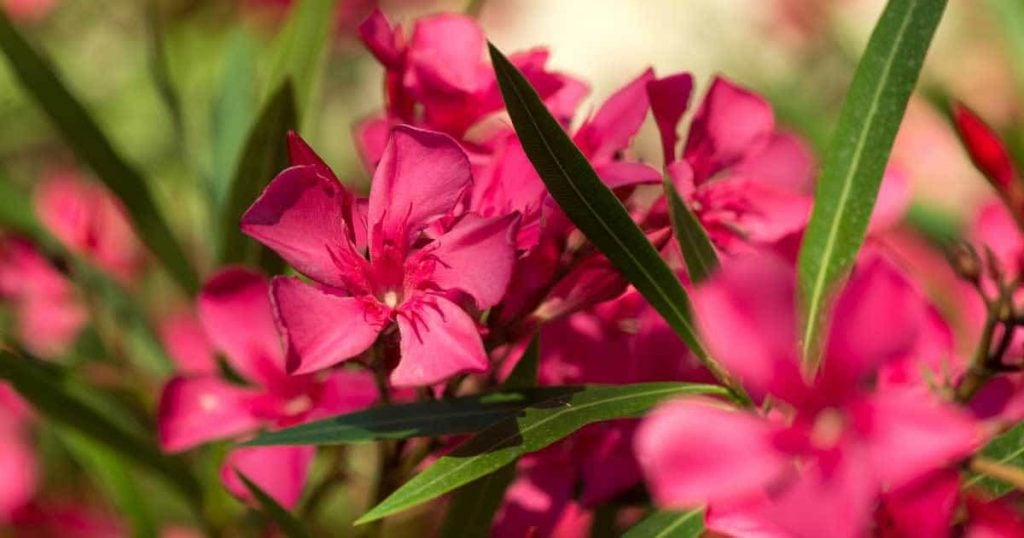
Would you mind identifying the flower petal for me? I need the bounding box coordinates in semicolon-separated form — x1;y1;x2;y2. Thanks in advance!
309;369;379;418
573;69;654;163
635;397;787;507
392;295;488;387
222;445;315;509
368;126;472;246
0;426;36;521
157;377;262;452
683;77;774;183
271;277;386;375
157;311;217;376
241;165;357;289
425;213;519;309
646;73;694;164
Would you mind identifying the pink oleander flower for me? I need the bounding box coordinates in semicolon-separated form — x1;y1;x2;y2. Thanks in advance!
33;169;144;284
635;252;981;538
0;237;86;358
241;126;518;386
0;385;35;523
157;267;378;507
647;74;813;253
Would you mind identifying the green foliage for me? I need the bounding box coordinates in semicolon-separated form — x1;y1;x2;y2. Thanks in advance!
237;472;312;538
357;382;727;524
263;0;336;120
966;421;1024;497
797;0;948;367
622;509;705;538
0;9;199;293
664;178;719;284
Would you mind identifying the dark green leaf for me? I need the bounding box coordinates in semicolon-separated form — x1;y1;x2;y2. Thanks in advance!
246;386;579;447
357;382;726;524
622;509;705;538
0;10;199;293
797;0;948;366
965;420;1024;497
488;44;733;389
0;350;202;509
263;0;335;118
237;472;311;538
437;335;541;537
219;82;296;271
664;178;719;284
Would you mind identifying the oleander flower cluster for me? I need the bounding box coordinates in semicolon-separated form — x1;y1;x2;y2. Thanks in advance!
3;3;1024;537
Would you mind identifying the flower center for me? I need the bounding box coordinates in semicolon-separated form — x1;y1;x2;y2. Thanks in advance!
382;289;401;309
809;408;845;450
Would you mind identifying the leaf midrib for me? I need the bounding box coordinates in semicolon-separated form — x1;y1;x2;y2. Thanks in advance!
800;1;919;360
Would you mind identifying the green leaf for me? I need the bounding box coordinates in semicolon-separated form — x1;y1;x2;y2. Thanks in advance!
219;82;297;270
0;350;202;509
357;382;726;524
209;29;258;211
664;178;719;284
488;44;734;390
965;420;1024;496
246;386;580;447
797;0;948;366
622;509;705;538
437;335;541;537
987;0;1024;94
0;168;40;236
263;0;336;118
58;428;158;538
237;472;312;538
0;9;199;294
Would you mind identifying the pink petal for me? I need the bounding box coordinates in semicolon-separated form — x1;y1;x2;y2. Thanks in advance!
595;161;662;189
157;311;217;376
0;427;36;521
198;268;287;386
391;295;488;387
635;397;787;507
367;126;472;246
857;388;981;487
358;9;402;67
425;213;519;309
967;497;1024;538
573;69;654;163
271;277;386;375
646;73;694;164
683;77;775;183
223;445;315;509
879;470;960;538
732;131;816;194
822;255;926;389
407;14;486;94
691;253;804;401
953;102;1018;191
157;377;262;452
241;166;356;289
867;168;911;235
353;114;392;170
309;369;379;418
970;199;1023;271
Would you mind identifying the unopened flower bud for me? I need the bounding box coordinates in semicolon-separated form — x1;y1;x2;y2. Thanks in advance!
948;242;982;283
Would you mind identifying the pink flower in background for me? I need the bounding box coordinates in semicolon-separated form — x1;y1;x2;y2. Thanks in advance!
34;170;144;284
242;126;518;387
157;267;378;507
0;385;36;523
2;0;55;22
648;74;813;253
0;237;86;358
635;252;981;537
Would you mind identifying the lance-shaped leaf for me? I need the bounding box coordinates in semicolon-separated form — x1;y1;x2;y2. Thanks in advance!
664;179;719;284
0;10;199;294
488;44;733;389
438;335;541;537
356;382;727;524
965;420;1024;497
263;0;335;118
219;82;297;271
622;509;705;538
797;0;948;366
237;472;311;538
246;385;576;447
0;350;202;508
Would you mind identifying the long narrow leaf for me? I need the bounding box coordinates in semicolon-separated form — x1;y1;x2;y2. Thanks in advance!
0;10;199;293
438;336;541;537
964;420;1024;496
356;382;726;524
219;82;296;270
246;386;577;447
0;350;202;508
263;0;335;117
664;179;719;284
237;472;311;538
797;0;947;366
622;509;704;538
488;44;733;389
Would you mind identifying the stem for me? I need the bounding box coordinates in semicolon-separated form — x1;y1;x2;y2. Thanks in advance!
971;457;1024;492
